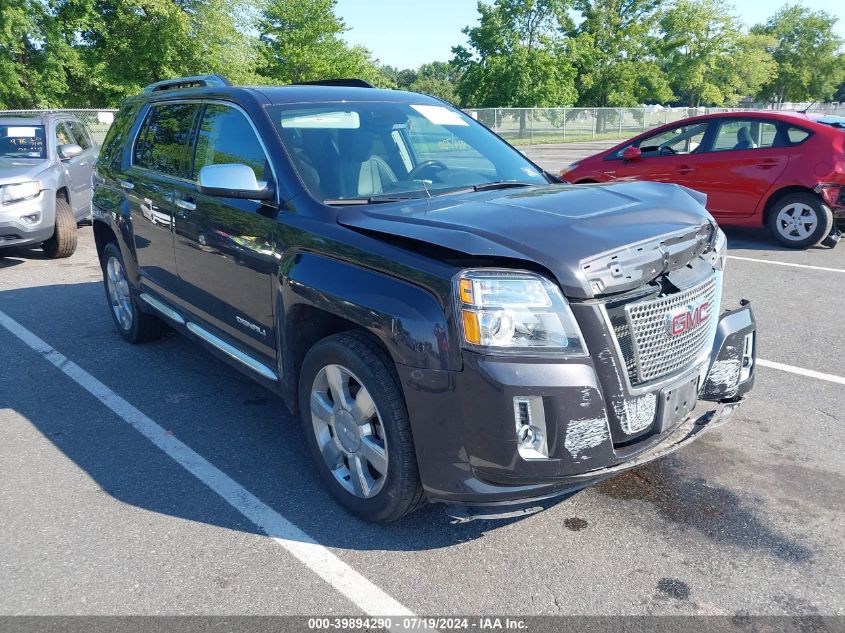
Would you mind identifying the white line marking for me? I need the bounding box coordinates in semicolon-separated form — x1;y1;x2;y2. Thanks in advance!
0;308;413;618
727;255;845;274
758;359;845;386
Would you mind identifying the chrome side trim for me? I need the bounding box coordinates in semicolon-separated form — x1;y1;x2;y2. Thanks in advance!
186;322;278;382
139;293;185;325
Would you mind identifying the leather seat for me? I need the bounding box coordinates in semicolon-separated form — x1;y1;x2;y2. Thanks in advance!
338;130;398;198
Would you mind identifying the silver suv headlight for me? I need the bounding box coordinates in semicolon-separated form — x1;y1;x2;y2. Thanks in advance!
705;227;728;271
1;181;41;205
454;269;587;356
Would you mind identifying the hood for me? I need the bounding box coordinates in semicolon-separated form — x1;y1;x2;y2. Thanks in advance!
0;157;51;186
338;182;717;298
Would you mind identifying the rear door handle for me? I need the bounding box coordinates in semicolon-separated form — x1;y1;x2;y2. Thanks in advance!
119;180;134;190
676;165;694;175
175;198;196;211
756;159;779;169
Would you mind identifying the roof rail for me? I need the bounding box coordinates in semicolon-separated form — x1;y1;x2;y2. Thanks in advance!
293;78;376;88
142;74;231;93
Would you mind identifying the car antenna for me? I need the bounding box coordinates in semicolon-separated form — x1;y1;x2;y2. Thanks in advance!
798;101;816;113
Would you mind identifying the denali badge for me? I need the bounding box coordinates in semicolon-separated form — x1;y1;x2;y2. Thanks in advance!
236;315;267;337
666;301;712;337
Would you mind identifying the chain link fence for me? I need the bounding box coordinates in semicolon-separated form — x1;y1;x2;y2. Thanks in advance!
0;109;118;144
3;104;844;147
465;104;845;145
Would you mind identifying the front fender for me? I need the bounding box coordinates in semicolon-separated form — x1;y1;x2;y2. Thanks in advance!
281;252;456;371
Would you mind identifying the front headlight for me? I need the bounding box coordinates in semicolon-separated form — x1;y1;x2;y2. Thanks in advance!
455;269;587;356
704;227;728;271
1;181;41;205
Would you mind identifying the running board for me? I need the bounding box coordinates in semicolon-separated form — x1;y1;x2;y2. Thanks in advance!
139;293;278;382
139;293;186;325
186;322;279;382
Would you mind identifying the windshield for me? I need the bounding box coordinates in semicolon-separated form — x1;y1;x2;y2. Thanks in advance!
268;101;547;203
0;124;46;159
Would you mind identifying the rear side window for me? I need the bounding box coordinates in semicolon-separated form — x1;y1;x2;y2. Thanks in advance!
67;121;92;150
786;127;811;144
134;104;198;178
711;119;778;151
192;104;270;181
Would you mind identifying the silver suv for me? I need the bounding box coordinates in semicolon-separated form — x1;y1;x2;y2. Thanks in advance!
0;113;98;258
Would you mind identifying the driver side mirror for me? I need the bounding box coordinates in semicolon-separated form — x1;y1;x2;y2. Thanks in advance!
197;164;274;201
622;146;642;162
59;144;83;160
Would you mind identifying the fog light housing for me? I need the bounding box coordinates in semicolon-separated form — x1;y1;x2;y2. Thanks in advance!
20;212;40;225
513;396;548;459
740;332;754;382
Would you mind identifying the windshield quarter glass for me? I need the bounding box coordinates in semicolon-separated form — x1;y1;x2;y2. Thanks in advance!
267;101;548;203
0;124;46;159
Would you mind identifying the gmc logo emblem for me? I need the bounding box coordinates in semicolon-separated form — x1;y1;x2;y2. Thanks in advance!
666;301;712;337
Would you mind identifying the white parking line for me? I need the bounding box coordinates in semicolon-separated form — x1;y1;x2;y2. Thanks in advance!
727;255;845;274
0;308;413;618
757;359;845;386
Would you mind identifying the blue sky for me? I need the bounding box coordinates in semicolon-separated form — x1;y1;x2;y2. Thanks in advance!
335;0;845;69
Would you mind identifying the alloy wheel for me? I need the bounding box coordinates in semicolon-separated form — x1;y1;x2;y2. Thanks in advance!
775;203;818;242
310;364;388;499
106;256;133;331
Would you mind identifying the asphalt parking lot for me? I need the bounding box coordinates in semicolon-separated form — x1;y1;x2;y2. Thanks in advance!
1;143;844;619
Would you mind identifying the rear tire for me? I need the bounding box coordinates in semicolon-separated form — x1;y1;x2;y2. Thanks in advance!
42;197;77;258
299;331;425;522
101;241;165;344
766;193;834;249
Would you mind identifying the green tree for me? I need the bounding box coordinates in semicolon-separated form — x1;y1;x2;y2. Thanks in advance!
752;5;845;107
257;0;383;85
660;0;774;107
570;0;673;131
0;0;65;108
452;0;577;135
409;62;462;103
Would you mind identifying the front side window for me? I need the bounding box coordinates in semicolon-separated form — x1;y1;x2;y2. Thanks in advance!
0;124;45;159
133;104;198;178
269;101;547;202
55;122;74;147
711;119;778;152
67;121;92;150
636;122;709;157
192;104;270;182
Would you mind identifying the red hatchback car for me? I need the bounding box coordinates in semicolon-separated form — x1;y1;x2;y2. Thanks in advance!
562;111;845;248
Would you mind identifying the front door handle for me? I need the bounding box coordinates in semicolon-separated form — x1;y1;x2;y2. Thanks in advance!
676;165;694;175
119;180;134;190
175;198;196;211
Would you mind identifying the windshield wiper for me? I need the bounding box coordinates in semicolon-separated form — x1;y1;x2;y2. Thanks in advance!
323;195;425;206
472;181;536;192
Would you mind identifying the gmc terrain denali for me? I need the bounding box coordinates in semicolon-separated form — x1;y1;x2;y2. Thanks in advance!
92;76;756;522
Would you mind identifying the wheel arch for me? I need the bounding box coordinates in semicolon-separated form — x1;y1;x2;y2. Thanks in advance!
93;219;118;261
761;185;820;225
277;252;456;411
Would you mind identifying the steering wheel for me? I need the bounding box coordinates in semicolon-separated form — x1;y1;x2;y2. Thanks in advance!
659;145;677;156
407;160;448;181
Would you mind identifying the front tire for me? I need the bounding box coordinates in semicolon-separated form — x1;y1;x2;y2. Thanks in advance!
101;241;165;344
766;193;834;249
299;331;425;522
42;197;77;258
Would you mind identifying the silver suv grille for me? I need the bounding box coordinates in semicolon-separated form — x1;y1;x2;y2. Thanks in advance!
618;275;719;384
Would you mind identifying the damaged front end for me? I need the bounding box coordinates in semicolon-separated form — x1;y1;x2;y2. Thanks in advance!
403;223;757;521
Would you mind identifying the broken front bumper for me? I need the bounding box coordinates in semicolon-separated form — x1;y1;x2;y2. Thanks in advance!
397;301;756;518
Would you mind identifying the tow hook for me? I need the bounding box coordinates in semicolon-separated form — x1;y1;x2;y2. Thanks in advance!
822;226;841;249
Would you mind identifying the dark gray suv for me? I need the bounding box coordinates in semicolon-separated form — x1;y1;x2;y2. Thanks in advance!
0;113;97;258
92;75;757;522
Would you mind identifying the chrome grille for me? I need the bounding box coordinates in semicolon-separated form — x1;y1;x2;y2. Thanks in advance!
621;275;719;384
